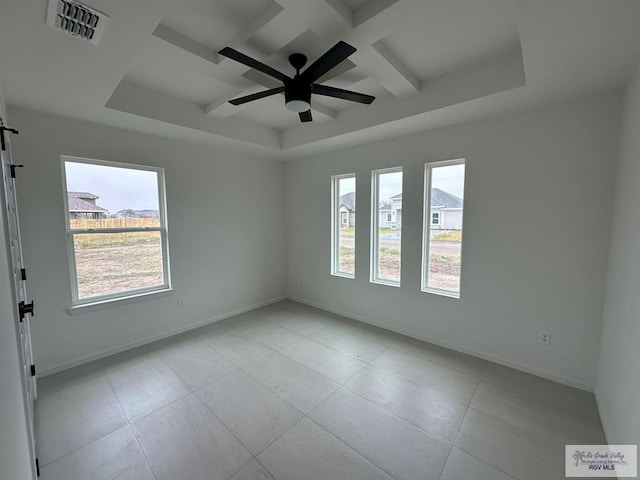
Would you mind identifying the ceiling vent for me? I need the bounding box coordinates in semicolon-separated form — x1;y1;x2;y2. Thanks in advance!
46;0;108;45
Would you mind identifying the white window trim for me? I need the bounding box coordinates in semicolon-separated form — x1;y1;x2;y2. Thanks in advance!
61;155;172;307
371;166;402;287
331;173;355;278
422;158;465;298
431;211;440;225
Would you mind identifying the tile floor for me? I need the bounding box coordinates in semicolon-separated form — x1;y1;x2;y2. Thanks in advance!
36;300;605;480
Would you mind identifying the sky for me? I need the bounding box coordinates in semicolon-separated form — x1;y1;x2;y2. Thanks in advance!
65;161;159;213
339;164;465;202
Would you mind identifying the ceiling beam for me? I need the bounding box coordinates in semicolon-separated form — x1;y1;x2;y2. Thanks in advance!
217;1;285;63
152;24;219;64
370;39;419;97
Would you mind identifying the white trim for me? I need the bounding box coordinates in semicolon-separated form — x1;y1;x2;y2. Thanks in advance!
330;173;355;279
289;295;595;392
422;158;465;297
61;156;172;305
371;166;402;286
39;295;287;377
67;287;173;315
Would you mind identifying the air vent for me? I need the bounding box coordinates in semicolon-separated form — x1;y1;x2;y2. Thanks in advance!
46;0;108;45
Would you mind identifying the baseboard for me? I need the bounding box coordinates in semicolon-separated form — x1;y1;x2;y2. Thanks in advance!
288;295;595;393
38;295;287;377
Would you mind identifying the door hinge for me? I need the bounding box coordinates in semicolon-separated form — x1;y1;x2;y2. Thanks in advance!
35;457;40;477
30;364;36;377
0;126;19;151
21;268;26;281
18;300;34;321
10;164;24;178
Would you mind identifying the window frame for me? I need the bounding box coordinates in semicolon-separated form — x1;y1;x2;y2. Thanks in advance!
422;158;465;298
431;211;440;225
61;156;172;307
371;166;403;287
331;173;356;279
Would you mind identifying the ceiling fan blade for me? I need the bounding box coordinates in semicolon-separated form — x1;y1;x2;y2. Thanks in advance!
228;87;285;106
299;41;357;84
219;47;291;83
299;110;312;122
312;84;375;104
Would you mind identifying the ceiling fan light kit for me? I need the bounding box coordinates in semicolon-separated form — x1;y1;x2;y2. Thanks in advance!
219;41;375;123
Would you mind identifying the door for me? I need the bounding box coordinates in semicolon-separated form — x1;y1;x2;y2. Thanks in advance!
0;120;37;472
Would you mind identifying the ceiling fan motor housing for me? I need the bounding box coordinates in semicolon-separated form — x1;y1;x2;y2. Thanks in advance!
285;79;311;112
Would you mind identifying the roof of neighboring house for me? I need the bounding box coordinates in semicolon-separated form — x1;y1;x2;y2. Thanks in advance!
68;191;99;200
431;188;463;208
67;192;108;213
340;191;355;211
379;204;392;211
385;188;463;208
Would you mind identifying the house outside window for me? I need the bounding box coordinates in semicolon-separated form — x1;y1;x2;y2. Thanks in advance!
331;174;356;277
371;167;403;286
422;159;465;297
62;156;171;305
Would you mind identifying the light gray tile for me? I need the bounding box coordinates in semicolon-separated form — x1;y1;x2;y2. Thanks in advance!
40;426;154;480
244;352;339;414
280;338;366;384
258;418;393;480
332;320;400;345
388;336;487;377
200;327;274;368
36;372;127;465
482;363;601;421
310;389;450;480
471;382;606;445
264;310;327;336
440;448;516;480
133;394;252;480
309;326;387;362
456;409;566;480
229;460;276;480
372;349;478;404
197;371;303;455
234;318;305;350
153;334;238;390
106;353;190;421
344;366;467;442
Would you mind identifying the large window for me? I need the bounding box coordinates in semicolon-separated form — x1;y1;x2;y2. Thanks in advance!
331;174;356;278
422;159;465;297
62;157;170;305
371;167;402;286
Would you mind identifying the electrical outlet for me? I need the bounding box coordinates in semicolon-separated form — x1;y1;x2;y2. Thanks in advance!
177;299;186;310
539;330;550;345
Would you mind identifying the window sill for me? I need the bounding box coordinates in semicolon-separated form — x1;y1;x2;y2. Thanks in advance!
331;272;355;279
67;288;174;315
371;279;401;288
422;287;460;299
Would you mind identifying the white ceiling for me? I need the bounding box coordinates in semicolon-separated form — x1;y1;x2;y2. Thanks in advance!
0;0;639;160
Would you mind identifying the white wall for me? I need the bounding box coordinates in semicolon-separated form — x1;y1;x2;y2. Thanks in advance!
9;107;286;373
596;65;640;445
0;87;36;479
286;94;621;389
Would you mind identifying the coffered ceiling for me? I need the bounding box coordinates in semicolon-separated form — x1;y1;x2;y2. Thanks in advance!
0;0;639;159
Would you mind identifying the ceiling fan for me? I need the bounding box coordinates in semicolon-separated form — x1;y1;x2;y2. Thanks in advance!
218;41;375;122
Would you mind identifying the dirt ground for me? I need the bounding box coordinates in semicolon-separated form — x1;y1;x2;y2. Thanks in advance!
75;242;164;299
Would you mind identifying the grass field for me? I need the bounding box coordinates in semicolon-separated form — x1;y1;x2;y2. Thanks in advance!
71;218;164;299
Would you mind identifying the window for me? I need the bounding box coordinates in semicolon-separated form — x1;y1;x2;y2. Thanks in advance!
331;174;355;277
62;157;170;305
371;167;402;286
422;159;465;297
